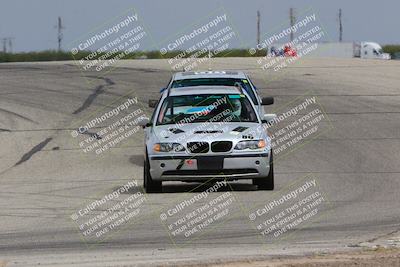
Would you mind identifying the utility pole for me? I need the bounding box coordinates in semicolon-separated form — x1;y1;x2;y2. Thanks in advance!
338;8;343;42
56;17;65;52
257;10;260;46
1;37;13;53
8;38;13;53
289;8;295;42
2;38;7;53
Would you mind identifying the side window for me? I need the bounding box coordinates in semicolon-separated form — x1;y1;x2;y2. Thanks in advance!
149;95;162;124
243;79;259;105
157;99;169;124
248;78;257;91
166;78;172;88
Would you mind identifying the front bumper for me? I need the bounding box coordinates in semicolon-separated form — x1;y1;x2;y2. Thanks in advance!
149;153;270;181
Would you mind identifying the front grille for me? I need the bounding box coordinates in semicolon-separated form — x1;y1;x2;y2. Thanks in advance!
211;141;232;152
187;142;209;153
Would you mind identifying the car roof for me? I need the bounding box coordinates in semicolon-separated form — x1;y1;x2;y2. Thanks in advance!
167;85;244;96
173;70;247;80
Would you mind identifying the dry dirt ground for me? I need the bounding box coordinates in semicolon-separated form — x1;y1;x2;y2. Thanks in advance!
194;248;400;267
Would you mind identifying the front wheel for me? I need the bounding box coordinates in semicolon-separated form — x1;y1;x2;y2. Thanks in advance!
253;150;274;190
144;153;162;193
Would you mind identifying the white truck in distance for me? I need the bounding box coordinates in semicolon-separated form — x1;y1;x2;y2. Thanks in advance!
356;42;391;60
267;41;391;60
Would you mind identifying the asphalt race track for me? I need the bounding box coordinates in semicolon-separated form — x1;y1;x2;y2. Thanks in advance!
0;58;399;266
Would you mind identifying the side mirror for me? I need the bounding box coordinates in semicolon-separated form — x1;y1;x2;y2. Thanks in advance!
159;87;166;93
148;99;159;108
262;114;277;124
137;117;151;128
261;97;274;105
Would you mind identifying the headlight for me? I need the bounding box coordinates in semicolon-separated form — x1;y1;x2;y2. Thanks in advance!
153;143;185;152
234;139;266;150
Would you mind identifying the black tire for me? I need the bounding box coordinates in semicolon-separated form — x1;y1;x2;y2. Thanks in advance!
253;150;274;190
144;153;162;193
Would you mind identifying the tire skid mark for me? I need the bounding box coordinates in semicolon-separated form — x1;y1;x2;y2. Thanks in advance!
86;75;116;86
72;76;115;114
0;107;38;124
14;137;52;166
80;130;102;140
117;67;161;73
72;84;106;114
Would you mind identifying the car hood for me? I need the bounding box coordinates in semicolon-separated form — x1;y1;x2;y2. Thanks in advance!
152;122;266;143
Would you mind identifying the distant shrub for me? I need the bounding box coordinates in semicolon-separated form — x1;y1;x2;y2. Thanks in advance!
0;49;267;63
383;45;400;58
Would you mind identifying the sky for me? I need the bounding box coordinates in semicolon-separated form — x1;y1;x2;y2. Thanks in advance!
0;0;399;52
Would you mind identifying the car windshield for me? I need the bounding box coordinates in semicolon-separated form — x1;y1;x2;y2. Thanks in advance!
157;94;258;125
171;78;258;104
